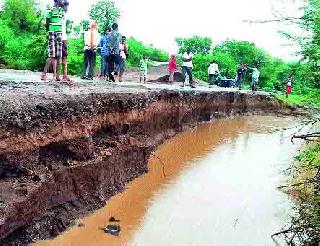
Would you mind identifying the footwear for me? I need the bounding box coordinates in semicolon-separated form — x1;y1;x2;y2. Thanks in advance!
63;75;71;82
191;85;196;88
62;76;75;86
41;74;47;81
55;76;61;81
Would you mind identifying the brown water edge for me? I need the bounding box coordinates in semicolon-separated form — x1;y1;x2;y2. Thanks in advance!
36;116;298;246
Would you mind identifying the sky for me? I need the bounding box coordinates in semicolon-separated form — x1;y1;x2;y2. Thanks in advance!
2;0;304;60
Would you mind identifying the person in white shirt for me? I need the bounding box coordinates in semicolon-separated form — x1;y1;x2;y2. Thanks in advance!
81;23;100;80
208;60;220;85
182;49;196;88
248;65;260;92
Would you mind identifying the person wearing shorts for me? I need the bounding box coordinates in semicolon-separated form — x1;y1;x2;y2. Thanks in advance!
41;0;64;81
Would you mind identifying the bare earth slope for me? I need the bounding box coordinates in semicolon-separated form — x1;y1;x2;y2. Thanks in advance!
0;69;300;245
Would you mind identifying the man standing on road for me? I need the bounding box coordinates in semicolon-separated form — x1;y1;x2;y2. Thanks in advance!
249;65;260;92
182;49;195;88
208;60;220;86
81;23;100;80
99;27;111;81
108;23;123;82
41;0;64;81
236;64;247;89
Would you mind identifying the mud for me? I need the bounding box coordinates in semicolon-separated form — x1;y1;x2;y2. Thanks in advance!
0;78;301;245
148;72;185;83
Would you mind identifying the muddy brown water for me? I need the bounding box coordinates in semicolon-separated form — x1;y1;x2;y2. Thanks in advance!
36;116;306;246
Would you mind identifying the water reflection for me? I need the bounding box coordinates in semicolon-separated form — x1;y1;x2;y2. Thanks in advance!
37;116;303;246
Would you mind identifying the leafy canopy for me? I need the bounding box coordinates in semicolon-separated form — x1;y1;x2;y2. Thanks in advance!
89;0;120;31
175;36;212;54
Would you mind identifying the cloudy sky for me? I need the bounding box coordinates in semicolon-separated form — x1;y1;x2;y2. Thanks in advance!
2;0;304;60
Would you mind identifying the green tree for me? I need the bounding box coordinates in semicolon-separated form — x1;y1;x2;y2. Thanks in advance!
73;25;81;36
80;19;90;31
89;0;120;31
0;0;43;33
126;38;169;66
214;40;268;67
175;36;212;54
300;0;320;87
0;0;46;70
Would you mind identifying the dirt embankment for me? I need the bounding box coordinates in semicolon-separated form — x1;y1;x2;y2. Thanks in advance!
0;80;300;245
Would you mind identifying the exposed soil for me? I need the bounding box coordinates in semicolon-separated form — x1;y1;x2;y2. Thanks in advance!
148;72;185;83
0;71;304;245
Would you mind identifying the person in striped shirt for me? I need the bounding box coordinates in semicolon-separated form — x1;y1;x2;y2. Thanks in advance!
41;0;65;82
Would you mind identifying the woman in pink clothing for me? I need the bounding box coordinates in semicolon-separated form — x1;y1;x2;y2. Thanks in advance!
168;55;177;83
286;75;294;98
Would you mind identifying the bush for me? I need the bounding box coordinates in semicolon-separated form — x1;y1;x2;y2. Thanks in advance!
192;51;237;81
67;37;84;75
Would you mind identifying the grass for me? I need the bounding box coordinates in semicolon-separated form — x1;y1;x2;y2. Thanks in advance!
276;89;320;107
292;143;320;228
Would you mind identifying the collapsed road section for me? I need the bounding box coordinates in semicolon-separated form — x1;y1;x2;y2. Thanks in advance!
0;81;298;245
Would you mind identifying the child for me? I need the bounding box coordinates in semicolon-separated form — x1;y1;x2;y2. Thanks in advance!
168;55;177;83
118;36;128;82
286;76;293;98
41;0;65;81
139;55;148;83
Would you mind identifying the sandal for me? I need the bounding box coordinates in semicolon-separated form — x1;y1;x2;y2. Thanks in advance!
63;80;76;87
62;75;72;82
41;74;47;81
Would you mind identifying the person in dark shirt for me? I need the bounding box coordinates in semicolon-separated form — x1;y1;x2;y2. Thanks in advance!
99;27;111;80
236;64;247;89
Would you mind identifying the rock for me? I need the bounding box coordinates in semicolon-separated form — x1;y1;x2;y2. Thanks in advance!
32;174;46;183
104;225;121;236
109;217;120;222
15;187;28;196
78;223;85;228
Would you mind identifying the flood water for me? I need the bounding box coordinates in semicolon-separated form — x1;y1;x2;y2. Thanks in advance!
36;116;306;246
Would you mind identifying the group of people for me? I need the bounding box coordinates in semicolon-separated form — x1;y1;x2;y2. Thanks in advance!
81;23;128;82
167;49;196;88
208;61;260;91
168;49;260;90
40;0;129;84
40;0;293;96
208;61;293;95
